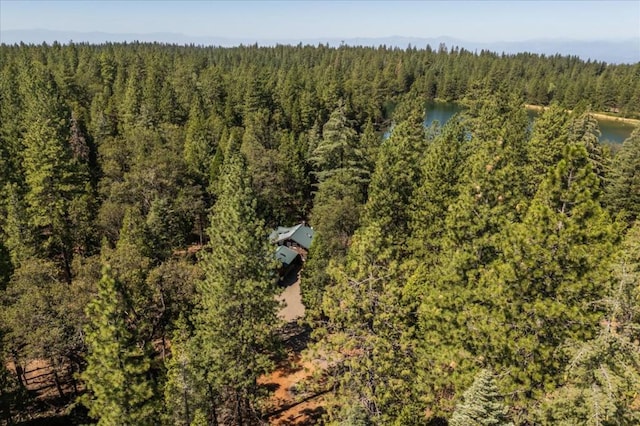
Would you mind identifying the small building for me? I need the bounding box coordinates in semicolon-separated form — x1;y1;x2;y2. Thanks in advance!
269;223;314;250
275;245;302;279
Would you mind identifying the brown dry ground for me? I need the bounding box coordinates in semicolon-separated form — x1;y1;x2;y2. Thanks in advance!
4;358;86;425
264;266;328;425
259;353;326;425
4;258;325;425
277;268;306;322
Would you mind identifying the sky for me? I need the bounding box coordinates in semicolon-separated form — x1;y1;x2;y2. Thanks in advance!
1;0;639;43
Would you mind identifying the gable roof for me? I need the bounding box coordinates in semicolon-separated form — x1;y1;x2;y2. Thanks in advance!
269;223;314;250
275;245;300;265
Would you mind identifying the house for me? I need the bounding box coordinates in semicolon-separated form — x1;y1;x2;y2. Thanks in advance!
269;223;314;250
270;223;314;280
275;245;302;278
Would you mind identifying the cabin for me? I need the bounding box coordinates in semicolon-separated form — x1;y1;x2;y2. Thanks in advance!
275;245;302;278
269;223;314;251
270;223;314;280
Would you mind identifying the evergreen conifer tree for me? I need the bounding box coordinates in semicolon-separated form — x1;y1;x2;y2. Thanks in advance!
192;152;280;424
605;127;640;223
536;222;640;425
20;62;90;283
491;143;618;407
408;117;467;267
81;265;158;425
450;369;513;426
414;94;529;416
184;95;215;186
317;103;428;423
303;102;368;318
164;315;205;426
526;103;570;194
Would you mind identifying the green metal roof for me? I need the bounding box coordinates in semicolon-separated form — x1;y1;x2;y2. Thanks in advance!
275;245;300;265
269;223;315;250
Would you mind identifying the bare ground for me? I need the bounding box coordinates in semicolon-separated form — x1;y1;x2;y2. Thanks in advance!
277;267;306;322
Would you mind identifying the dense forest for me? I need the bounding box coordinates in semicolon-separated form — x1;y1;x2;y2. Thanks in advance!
0;42;639;425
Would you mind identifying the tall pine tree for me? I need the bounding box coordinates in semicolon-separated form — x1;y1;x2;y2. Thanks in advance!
80;265;159;425
489;143;619;411
192;152;280;425
536;221;640;425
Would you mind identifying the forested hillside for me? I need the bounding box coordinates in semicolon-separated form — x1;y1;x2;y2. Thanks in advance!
1;42;639;425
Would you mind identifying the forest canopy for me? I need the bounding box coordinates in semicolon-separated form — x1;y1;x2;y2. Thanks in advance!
1;42;639;425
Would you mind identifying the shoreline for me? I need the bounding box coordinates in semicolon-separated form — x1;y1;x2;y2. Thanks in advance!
524;104;640;126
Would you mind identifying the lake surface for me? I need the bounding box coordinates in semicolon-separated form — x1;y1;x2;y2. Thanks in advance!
423;103;636;144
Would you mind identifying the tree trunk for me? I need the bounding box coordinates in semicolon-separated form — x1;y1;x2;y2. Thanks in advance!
68;359;79;395
11;353;25;389
207;384;219;426
236;391;244;426
62;247;73;285
52;367;65;399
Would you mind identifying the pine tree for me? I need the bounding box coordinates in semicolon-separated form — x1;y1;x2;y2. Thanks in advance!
536;222;640;425
492;143;619;405
184;95;215;186
80;265;159;425
526;103;570;194
568;110;605;181
362;100;427;260
20;62;90;283
192;152;280;424
164;315;205;426
319;221;418;425
101;207;154;342
277;131;312;221
408;117;467;266
414;94;529;416
303;102;369;318
605;127;640;223
316;103;428;423
309;100;368;191
2;183;34;266
449;369;513;426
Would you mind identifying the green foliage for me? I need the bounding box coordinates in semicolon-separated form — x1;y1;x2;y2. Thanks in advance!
408;117;467;266
163;315;204;426
1;256;90;402
19;62;91;281
414;94;530;417
536;223;640;424
536;332;640;426
568;110;606;181
606;127;640;223
316;104;430;423
80;265;159;425
363;100;427;259
183;95;216;185
192;152;280;424
526;103;570;193
0;41;637;423
488;143;619;410
450;369;513;426
303;103;370;317
319;222;417;425
310;101;369;192
0;240;11;291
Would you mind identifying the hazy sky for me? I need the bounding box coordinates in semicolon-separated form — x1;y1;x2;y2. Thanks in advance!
2;0;639;42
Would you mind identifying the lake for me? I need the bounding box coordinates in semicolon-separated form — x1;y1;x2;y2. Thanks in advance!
422;103;636;144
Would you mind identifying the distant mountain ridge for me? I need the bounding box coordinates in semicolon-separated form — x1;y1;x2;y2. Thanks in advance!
2;29;638;64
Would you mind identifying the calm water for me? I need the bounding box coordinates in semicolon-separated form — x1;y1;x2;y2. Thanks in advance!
423;103;636;144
